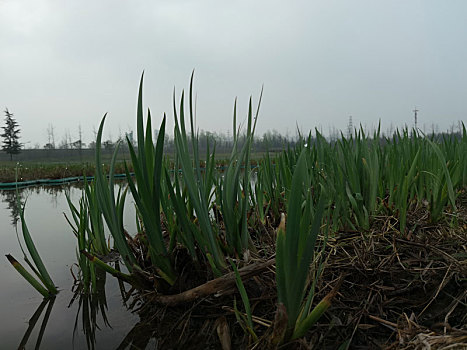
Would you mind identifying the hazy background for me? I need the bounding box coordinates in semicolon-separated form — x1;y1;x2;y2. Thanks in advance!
1;0;466;147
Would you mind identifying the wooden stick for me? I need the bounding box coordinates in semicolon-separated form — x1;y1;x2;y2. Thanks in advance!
153;258;275;306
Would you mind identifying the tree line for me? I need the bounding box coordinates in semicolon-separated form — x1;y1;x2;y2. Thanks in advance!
1;108;299;159
2;108;465;161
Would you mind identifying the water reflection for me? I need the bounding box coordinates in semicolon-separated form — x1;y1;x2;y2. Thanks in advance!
1;189;24;225
69;263;158;350
70;270;110;350
17;288;161;350
0;183;148;349
18;297;56;350
116;319;157;350
0;184;77;227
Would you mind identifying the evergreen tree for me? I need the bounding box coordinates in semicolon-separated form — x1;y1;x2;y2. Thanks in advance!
1;108;22;160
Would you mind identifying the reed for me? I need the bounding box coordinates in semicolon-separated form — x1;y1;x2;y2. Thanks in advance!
231;259;258;341
171;72;225;274
5;170;58;297
217;92;262;256
124;74;176;285
275;149;328;342
94;116;135;271
59;74;466;346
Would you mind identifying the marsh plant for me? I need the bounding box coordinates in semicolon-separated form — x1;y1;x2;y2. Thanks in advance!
67;74;465;344
6;192;57;298
7;72;466;346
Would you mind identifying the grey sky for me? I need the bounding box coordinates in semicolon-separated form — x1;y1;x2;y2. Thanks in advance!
1;0;466;147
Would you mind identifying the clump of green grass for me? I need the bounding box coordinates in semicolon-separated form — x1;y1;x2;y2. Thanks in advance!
61;73;466;347
274;149;330;343
124;74;176;285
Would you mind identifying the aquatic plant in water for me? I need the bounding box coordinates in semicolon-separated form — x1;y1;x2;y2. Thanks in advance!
6;195;57;298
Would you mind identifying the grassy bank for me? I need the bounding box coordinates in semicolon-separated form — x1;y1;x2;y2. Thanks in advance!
0;162;129;183
0;155;261;183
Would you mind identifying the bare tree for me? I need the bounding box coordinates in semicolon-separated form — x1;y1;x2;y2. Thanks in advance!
59;129;72;149
45;123;56;149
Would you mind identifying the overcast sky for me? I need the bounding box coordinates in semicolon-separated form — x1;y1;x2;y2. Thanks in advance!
1;0;466;147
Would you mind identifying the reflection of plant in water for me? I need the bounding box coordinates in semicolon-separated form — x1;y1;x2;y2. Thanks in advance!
42;184;75;208
116;319;155;350
70;269;110;350
18;297;55;349
1;188;25;225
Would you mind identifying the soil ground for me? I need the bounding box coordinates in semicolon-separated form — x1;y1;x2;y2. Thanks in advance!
118;193;467;349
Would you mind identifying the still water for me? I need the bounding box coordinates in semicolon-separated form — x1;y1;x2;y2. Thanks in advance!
0;184;144;349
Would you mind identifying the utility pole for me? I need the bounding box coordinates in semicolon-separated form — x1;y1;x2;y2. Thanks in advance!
46;123;55;149
347;116;353;138
78;124;83;161
413;107;419;130
78;124;83;149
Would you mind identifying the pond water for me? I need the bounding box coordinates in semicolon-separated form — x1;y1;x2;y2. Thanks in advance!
0;184;145;349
